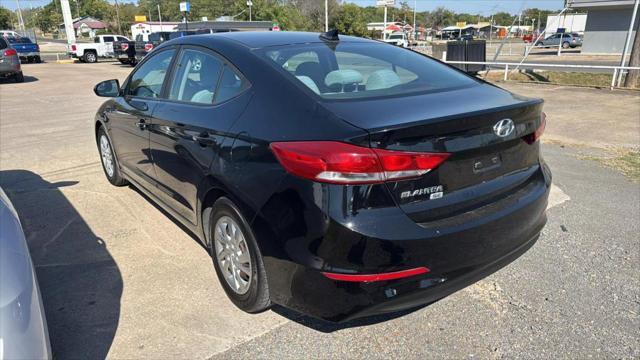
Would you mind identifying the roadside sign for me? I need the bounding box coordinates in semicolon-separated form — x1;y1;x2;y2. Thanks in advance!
179;1;190;13
376;0;395;6
456;21;467;28
134;15;147;22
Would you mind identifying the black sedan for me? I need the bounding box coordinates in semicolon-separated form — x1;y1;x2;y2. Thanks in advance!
93;31;551;322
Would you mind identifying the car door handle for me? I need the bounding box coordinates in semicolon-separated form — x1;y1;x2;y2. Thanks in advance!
135;119;147;130
192;133;216;147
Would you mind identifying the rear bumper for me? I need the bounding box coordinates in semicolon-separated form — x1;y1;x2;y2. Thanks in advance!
0;61;21;75
258;164;551;322
18;52;39;57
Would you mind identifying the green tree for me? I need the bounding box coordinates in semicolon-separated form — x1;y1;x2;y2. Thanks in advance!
331;3;367;36
0;6;15;29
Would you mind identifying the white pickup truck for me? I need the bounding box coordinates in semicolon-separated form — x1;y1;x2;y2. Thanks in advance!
383;32;413;48
69;34;130;63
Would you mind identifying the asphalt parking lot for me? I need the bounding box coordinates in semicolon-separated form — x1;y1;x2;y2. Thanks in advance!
1;62;638;359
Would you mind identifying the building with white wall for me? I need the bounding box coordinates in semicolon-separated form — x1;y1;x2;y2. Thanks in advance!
544;13;588;35
130;22;180;39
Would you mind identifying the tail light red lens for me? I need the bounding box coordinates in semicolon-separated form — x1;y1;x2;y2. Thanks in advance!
270;141;450;184
144;43;154;52
523;112;546;144
3;48;17;56
71;44;76;51
322;267;430;283
121;43;129;51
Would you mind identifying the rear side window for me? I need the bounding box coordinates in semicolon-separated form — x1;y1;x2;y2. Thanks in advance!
0;38;7;49
103;36;115;42
215;66;248;103
127;49;175;98
262;43;476;100
169;49;223;104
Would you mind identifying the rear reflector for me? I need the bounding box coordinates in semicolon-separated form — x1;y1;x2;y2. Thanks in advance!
322;267;430;283
523;112;546;144
270;141;450;184
3;49;17;57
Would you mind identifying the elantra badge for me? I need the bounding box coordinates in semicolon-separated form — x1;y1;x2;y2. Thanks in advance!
493;118;515;137
401;185;444;200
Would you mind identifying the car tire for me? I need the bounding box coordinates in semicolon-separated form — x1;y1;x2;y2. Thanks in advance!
14;72;24;83
97;126;128;186
35;56;41;63
208;197;271;313
83;51;97;63
562;41;570;49
118;59;127;64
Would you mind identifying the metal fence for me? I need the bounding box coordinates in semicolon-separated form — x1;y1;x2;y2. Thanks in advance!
442;60;640;90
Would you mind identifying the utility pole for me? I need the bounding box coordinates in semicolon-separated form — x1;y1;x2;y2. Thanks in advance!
15;0;25;32
624;20;640;87
490;14;493;42
75;0;80;18
618;0;639;86
114;0;122;35
158;4;163;31
324;0;328;32
413;0;417;40
383;5;387;40
60;0;76;44
248;0;252;22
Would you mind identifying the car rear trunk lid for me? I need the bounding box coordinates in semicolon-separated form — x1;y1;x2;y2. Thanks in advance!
323;83;545;224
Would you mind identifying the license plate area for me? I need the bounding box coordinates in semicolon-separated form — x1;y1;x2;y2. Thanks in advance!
472;153;502;174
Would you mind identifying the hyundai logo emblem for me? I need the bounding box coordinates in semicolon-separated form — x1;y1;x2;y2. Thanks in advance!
493;118;515;138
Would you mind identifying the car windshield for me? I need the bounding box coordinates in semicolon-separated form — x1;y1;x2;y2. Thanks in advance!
259;42;477;100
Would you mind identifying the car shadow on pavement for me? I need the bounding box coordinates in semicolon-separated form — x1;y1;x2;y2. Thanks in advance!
0;170;122;359
271;303;429;333
0;75;39;84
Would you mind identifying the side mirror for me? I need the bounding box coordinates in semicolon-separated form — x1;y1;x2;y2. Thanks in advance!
94;79;120;97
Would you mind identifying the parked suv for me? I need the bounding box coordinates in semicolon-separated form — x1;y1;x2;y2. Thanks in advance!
0;37;23;82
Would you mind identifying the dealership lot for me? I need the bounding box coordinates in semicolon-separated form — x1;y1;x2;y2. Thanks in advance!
0;62;638;358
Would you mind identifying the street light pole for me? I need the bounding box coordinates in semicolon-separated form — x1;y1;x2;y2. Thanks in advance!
383;5;387;40
413;0;417;40
325;0;328;32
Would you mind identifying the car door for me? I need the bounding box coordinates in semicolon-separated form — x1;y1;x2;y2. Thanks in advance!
107;47;176;188
149;46;251;224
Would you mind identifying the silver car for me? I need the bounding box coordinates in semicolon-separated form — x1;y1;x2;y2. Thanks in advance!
537;32;583;49
0;187;51;359
0;37;24;83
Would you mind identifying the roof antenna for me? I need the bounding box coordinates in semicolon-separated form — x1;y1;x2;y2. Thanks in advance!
319;29;339;42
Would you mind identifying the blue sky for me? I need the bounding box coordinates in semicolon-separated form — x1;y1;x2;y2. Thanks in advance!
1;0;566;14
347;1;565;14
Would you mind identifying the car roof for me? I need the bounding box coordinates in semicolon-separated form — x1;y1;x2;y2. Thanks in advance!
207;31;374;49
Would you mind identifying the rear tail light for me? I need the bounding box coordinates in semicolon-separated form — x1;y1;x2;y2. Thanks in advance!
144;43;153;52
121;43;129;51
3;48;17;56
71;44;76;51
270;141;450;184
523;112;546;144
322;267;430;283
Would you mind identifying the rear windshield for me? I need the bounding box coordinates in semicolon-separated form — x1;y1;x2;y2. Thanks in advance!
259;42;477;100
8;37;32;44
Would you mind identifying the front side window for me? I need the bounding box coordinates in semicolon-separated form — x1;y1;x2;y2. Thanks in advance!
103;36;115;42
169;49;223;104
261;43;476;100
127;49;175;98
